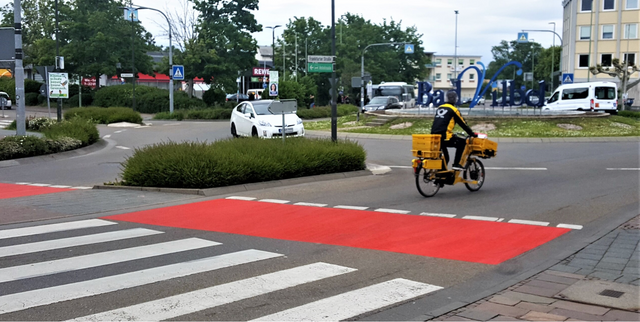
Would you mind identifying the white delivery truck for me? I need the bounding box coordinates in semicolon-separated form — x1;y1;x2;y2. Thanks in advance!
544;81;617;113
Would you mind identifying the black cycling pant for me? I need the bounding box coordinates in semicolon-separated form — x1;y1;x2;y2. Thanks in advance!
441;135;466;167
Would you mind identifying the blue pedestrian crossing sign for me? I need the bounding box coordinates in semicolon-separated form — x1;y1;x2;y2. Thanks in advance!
404;44;415;54
517;32;528;43
172;65;185;80
562;73;574;84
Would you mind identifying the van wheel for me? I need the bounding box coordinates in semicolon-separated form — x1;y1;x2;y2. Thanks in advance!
608;110;618;115
251;127;259;137
230;123;238;138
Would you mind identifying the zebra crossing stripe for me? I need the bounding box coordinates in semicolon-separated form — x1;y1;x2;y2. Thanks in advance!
69;262;355;321
0;219;117;240
0;228;162;258
0;249;282;315
0;238;221;283
252;278;443;321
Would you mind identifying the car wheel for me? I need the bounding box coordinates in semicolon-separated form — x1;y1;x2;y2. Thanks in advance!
230;123;238;138
251;127;259;138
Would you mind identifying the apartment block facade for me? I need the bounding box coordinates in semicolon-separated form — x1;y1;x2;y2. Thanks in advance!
562;0;639;99
427;55;483;99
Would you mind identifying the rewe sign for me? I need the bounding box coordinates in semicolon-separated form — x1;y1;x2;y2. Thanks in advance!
253;67;270;76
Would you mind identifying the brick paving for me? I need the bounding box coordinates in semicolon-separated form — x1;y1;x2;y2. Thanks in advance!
429;215;640;321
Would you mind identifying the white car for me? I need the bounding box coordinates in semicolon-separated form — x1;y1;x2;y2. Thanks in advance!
0;92;11;109
230;100;305;138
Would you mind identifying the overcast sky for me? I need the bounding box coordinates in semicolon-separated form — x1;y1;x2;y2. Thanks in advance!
2;0;564;65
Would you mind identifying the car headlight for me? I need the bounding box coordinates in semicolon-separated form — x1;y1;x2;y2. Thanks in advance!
296;118;303;125
258;120;271;127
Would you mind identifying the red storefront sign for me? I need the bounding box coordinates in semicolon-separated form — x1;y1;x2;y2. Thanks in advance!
81;77;97;89
252;67;270;76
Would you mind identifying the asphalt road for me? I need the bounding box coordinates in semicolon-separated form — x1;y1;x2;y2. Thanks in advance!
0;113;638;320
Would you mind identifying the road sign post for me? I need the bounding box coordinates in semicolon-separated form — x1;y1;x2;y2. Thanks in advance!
172;65;184;81
562;73;574;84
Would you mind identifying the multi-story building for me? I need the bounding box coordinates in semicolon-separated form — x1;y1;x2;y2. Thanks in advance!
562;0;639;100
427;54;482;100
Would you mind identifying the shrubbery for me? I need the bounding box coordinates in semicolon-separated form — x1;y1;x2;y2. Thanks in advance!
65;107;143;124
154;107;232;121
120;137;366;188
202;87;226;106
619;110;640;119
297;104;359;119
93;85;205;113
40;118;100;146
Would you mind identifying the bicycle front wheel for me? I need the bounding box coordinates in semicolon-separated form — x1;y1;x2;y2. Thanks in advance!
464;159;485;191
415;167;440;197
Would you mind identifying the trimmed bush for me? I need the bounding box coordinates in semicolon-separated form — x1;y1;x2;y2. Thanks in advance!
24;79;43;94
0;76;15;100
25;92;40;106
64;106;143;124
619;110;640;119
0;135;83;160
41;118;99;146
154;107;232;120
93;84;205;113
202;87;226;106
297;104;358;119
120;137;366;188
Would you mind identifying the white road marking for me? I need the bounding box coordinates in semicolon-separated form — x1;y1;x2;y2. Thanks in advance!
462;215;500;222
508;219;550;226
386;166;548;171
102;135;111;139
419;212;457;218
0;249;283;315
0;238;221;283
15;182;31;185
49;185;72;188
334;205;369;210
226;196;257;201
0;228;162;258
70;263;355;321
252;278;443;321
71;186;93;190
557;224;583;230
29;183;51;187
293;202;328;207
259;199;290;204
115;146;131;150
113;130;125;133
0;219;117;240
606;168;640;171
374;208;411;214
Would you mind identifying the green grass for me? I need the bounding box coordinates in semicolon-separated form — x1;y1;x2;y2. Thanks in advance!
304;115;640;137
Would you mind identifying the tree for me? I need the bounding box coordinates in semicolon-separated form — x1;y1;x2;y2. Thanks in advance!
590;58;639;110
190;0;260;92
486;40;542;86
533;46;561;91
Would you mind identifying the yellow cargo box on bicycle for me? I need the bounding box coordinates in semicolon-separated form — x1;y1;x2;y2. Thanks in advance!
411;133;498;197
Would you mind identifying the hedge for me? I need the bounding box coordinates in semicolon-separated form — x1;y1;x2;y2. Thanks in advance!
93;84;206;113
64;107;143;124
120;137;366;188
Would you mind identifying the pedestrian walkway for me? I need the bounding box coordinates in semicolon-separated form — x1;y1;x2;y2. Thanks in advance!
429;215;640;321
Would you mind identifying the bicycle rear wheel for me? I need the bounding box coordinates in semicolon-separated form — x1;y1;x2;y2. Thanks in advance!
416;167;440;197
464;159;485;191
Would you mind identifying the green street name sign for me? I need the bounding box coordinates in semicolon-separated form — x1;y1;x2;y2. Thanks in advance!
308;62;334;73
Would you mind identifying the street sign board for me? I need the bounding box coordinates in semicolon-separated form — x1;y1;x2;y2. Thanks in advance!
0;28;15;62
172;65;185;80
523;72;533;82
269;71;279;96
517;32;528;43
268;99;297;114
124;8;139;22
404;44;415;54
308;55;335;63
121;73;134;78
308;63;334;73
48;72;69;99
562;73;574;84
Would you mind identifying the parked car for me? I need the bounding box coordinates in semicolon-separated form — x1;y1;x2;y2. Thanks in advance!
226;93;250;102
246;89;264;100
544;81;617;113
230;100;305;138
0;92;11;109
362;96;402;112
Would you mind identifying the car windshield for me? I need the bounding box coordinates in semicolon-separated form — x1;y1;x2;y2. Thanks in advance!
368;97;388;105
251;101;274;115
0;93;8;99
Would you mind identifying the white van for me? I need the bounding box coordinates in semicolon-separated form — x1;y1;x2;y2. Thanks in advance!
544;82;617;113
246;89;264;100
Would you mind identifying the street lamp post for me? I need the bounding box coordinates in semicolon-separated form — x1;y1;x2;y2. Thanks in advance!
521;29;563;84
266;25;281;88
360;42;404;121
294;30;298;81
454;10;459;80
549;22;555;90
530;39;536;90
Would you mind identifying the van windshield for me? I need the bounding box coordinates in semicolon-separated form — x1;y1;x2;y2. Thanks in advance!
595;87;616;100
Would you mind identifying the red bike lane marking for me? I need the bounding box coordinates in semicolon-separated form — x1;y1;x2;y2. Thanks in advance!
104;199;570;265
0;183;74;199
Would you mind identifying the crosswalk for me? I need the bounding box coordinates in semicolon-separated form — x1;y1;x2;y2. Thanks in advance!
0;119;12;129
0;218;443;320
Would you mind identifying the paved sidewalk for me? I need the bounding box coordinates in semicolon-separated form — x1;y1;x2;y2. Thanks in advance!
429;215;640;321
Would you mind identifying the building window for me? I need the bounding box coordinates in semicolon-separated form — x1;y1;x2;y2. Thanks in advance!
601;54;613;66
623;24;638;38
603;0;615;10
447;73;452;80
626;0;639;9
579;54;590;67
581;0;592;11
435;58;442;66
623;53;636;66
458;59;464;65
470;59;475;65
469;74;475;80
435;73;441;80
580;26;592;40
447;59;453;65
602;25;614;39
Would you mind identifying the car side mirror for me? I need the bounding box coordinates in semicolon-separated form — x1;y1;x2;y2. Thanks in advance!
244;113;252;118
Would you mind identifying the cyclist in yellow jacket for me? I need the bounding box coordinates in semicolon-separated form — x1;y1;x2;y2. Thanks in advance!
431;91;476;170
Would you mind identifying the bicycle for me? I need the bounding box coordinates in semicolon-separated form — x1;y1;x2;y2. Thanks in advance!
411;133;498;197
